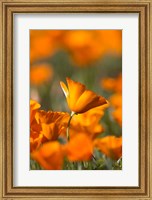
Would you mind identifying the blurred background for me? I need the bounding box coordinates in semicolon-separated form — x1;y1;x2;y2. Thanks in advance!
30;30;122;138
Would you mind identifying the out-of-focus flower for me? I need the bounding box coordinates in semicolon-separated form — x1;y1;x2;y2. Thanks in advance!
63;133;93;161
101;74;122;93
112;107;122;126
60;77;107;114
30;64;53;86
101;74;122;126
70;104;109;139
30;30;63;63
94;136;122;160
30;30;122;66
30;31;54;63
61;30;122;66
109;90;122;126
31;141;64;170
98;30;122;54
110;93;122;108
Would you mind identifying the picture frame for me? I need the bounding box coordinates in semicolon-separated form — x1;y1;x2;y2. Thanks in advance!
0;0;151;199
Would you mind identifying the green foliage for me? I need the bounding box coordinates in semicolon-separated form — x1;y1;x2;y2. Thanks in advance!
30;159;42;170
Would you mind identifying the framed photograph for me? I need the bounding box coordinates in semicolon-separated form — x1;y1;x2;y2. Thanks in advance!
0;0;152;199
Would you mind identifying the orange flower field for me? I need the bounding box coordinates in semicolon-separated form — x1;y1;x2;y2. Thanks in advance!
30;30;122;170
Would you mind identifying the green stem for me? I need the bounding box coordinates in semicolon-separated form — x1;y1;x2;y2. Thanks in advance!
66;111;75;141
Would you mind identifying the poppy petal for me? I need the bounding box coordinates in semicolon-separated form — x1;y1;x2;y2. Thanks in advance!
66;77;85;109
75;90;107;113
60;81;69;98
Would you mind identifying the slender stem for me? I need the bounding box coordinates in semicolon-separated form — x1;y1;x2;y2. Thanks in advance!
92;154;97;161
66;111;75;141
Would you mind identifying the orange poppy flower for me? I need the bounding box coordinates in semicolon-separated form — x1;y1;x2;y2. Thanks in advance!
63;133;93;161
94;136;122;160
60;77;107;114
35;110;69;141
30;64;53;86
30;99;69;152
31;141;64;170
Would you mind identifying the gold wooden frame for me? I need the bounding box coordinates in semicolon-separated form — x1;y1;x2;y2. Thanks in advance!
0;0;152;199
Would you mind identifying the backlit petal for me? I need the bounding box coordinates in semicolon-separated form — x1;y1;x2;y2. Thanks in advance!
66;77;85;109
60;81;69;98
